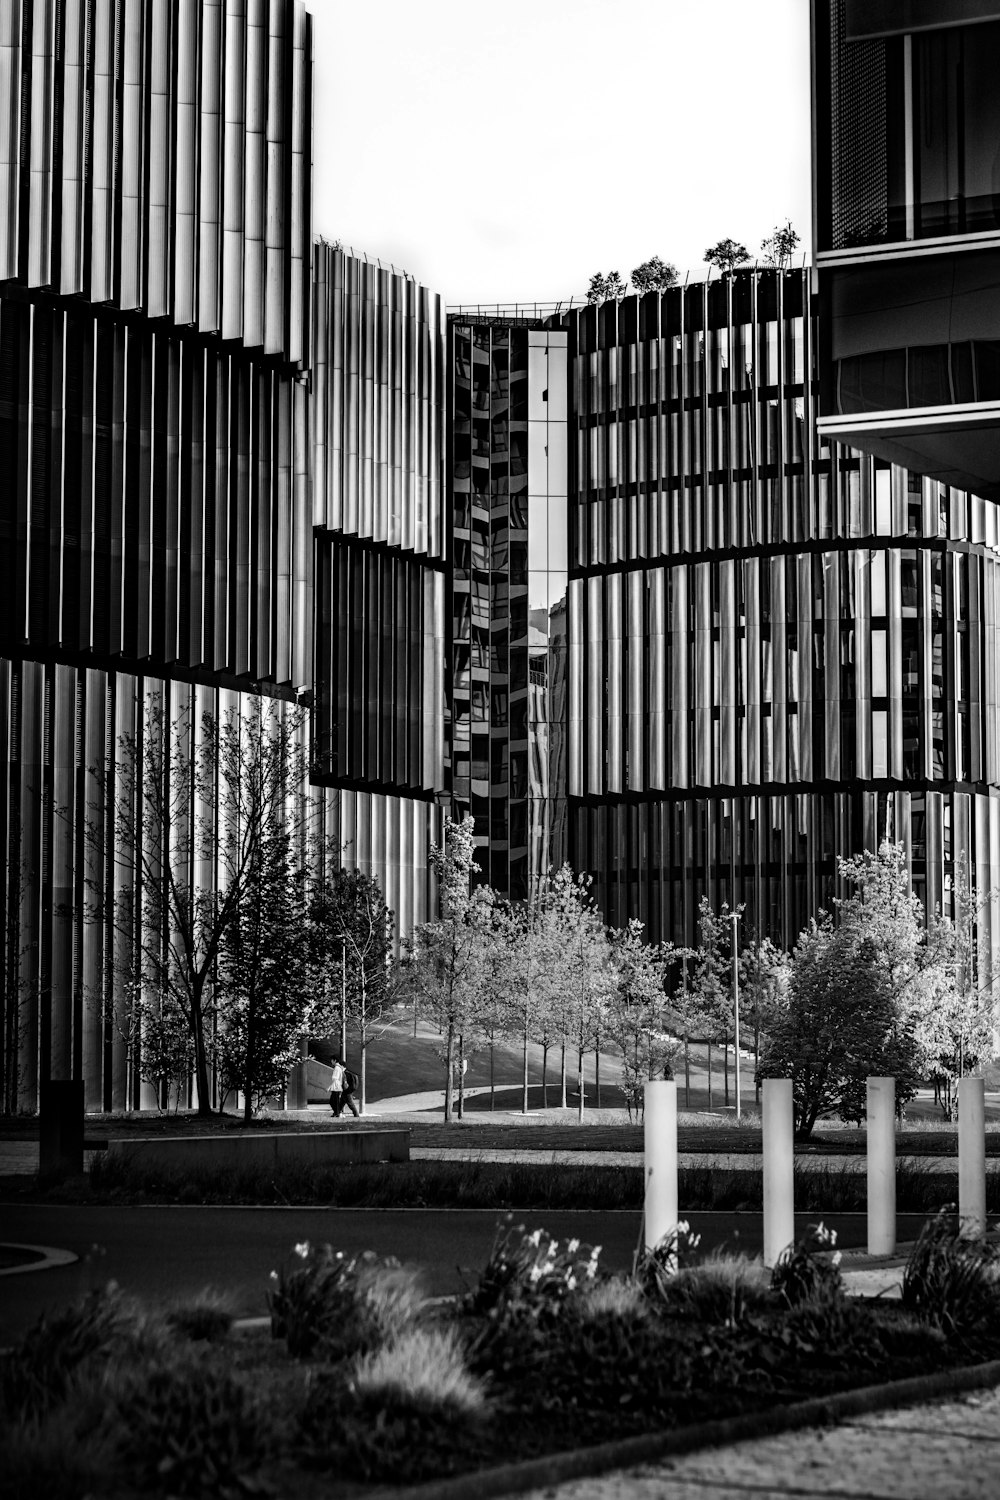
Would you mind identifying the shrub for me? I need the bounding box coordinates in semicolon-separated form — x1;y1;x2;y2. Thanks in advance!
0;1407;117;1500
771;1222;843;1308
114;1356;272;1498
299;1335;489;1486
901;1208;1000;1336
268;1241;426;1359
351;1326;486;1415
658;1252;773;1326
165;1288;236;1343
573;1276;649;1322
0;1284;170;1418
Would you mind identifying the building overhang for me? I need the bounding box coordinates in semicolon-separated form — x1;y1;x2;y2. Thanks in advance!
817;403;1000;501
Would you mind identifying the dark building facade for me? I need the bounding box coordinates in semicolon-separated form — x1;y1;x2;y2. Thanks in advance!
812;0;1000;499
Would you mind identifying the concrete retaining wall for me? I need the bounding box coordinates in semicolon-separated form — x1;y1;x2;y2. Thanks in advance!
105;1129;409;1173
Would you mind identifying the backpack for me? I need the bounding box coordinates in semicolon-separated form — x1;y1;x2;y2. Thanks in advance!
344;1069;358;1093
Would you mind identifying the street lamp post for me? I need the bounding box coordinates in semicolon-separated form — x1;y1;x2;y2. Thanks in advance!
730;911;742;1119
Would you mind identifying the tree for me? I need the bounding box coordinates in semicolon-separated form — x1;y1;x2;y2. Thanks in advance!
547;866;611;1121
759;220;800;269
688;898;742;1107
586;270;628;303
739;932;791;1098
603;920;677;1121
308;865;396;1113
704;238;750;275
214;820;310;1121
402;814;490;1123
83;695;309;1116
630;255;678;295
915;857;997;1116
759;842;931;1137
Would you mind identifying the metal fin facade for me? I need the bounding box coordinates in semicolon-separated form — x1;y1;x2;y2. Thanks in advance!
2;0;312;364
0;4;445;1112
564;271;1000;962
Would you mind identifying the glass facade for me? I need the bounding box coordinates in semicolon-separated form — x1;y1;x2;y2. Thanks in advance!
448;319;569;899
813;0;1000;500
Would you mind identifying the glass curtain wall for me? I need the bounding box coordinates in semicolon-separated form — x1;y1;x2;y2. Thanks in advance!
449;319;568;899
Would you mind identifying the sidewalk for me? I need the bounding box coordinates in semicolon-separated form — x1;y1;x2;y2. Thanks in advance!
510;1385;1000;1499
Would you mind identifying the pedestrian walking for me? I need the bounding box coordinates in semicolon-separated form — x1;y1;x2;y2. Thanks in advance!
341;1064;360;1119
328;1057;346;1117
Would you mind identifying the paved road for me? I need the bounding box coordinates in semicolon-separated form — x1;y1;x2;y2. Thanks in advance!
0;1205;932;1344
514;1387;1000;1499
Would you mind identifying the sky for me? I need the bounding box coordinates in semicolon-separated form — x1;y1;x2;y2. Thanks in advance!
307;0;813;307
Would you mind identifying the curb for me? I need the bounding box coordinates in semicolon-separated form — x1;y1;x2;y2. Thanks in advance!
0;1242;78;1277
363;1358;1000;1500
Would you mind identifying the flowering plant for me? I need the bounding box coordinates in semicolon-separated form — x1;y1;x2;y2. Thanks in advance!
467;1216;603;1317
268;1241;424;1358
634;1219;702;1298
771;1221;843;1308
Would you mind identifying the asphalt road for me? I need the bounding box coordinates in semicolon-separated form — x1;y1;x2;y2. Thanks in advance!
0;1205;934;1345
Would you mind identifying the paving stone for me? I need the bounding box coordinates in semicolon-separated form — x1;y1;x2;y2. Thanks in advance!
514;1389;1000;1499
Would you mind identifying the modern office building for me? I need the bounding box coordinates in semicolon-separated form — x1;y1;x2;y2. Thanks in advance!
0;0;442;1112
4;0;1000;1114
811;0;1000;499
450;277;1000;962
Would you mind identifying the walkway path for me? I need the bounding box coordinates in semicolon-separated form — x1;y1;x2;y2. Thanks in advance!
512;1386;1000;1499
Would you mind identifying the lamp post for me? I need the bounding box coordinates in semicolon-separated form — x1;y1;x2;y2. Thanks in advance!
730;911;742;1119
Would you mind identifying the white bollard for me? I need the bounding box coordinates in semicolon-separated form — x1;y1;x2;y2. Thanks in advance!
644;1079;678;1252
959;1076;987;1240
867;1077;896;1256
762;1078;795;1268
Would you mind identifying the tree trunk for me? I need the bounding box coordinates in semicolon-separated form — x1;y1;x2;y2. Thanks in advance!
541;1043;549;1110
444;1021;455;1123
359;1024;367;1115
707;1040;713;1111
242;982;255;1123
340;947;347;1062
577;1024;585;1124
560;1040;567;1109
191;981;213;1117
522;1020;529;1114
595;1032;601;1109
684;1032;691;1109
457;1033;465;1120
489;1041;495;1112
724;1039;730;1107
754;1020;760;1105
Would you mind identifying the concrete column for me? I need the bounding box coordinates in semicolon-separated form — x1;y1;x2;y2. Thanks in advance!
867;1076;896;1256
644;1079;678;1252
762;1078;795;1268
959;1076;987;1240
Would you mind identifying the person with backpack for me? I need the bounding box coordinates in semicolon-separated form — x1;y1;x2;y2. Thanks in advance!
340;1063;360;1119
328;1056;346;1117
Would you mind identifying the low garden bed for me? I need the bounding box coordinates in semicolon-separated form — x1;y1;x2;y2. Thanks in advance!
4;1210;1000;1499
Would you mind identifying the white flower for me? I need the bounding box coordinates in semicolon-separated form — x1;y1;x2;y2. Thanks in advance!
566;1274;577;1290
529;1265;542;1284
269;1270;279;1283
293;1241;311;1259
528;1229;543;1247
832;1250;842;1268
676;1220;690;1235
592;1245;602;1258
567;1238;580;1254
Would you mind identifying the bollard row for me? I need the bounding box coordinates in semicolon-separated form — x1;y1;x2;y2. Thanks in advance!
643;1074;989;1268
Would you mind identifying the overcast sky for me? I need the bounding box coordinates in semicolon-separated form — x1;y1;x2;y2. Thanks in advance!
308;0;812;306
